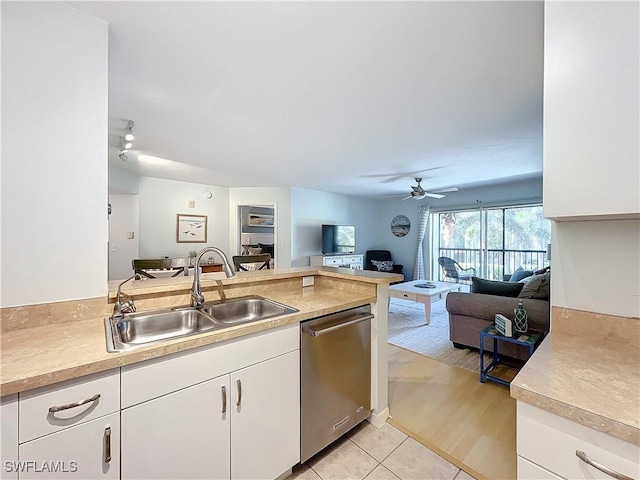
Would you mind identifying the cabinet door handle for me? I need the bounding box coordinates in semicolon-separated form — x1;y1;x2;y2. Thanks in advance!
104;425;111;463
221;385;227;413
49;393;100;413
236;379;242;407
576;450;632;480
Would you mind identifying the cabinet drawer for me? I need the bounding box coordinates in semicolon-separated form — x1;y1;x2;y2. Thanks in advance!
518;456;562;479
121;323;299;408
517;402;640;480
323;258;342;266
19;369;120;443
389;290;417;302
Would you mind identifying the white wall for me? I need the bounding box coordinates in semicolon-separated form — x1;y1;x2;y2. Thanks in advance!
108;194;140;281
230;187;292;268
109;166;140;195
1;2;108;307
551;220;640;318
290;188;380;267
428;176;542;212
138;177;230;258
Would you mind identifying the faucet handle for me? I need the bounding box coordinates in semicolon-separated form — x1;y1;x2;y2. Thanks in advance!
120;300;136;314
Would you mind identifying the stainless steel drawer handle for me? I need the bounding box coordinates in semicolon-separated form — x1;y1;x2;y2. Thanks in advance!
49;393;101;413
576;450;632;480
104;425;111;463
307;314;374;337
221;385;227;413
236;379;242;406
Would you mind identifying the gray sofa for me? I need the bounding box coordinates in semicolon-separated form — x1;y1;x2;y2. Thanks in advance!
446;291;550;361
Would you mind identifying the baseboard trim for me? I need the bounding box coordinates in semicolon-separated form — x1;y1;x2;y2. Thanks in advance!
368;407;390;428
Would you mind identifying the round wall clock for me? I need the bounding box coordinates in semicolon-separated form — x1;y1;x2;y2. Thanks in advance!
391;215;411;237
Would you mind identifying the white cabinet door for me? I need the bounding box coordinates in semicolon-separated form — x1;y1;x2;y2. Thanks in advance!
543;1;640;219
1;395;18;480
18;413;119;479
121;376;230;480
231;351;300;480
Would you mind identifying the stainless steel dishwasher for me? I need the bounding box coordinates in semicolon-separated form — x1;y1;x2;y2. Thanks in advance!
300;305;373;462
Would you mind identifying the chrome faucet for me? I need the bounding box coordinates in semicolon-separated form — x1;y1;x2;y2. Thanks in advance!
112;274;141;319
191;247;236;308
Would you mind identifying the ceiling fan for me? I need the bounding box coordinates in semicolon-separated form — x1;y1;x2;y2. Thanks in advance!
402;178;458;201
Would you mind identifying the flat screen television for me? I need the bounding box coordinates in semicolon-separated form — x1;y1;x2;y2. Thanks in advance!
322;224;356;254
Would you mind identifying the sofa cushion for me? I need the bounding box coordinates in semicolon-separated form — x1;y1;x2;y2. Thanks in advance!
510;267;534;282
518;272;550;300
471;277;524;297
371;260;393;272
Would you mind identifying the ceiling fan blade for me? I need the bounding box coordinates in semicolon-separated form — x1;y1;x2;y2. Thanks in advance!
401;195;413;201
361;166;446;183
425;193;445;199
432;187;458;194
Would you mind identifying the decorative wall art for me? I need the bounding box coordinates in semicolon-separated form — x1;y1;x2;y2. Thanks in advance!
176;214;208;243
248;213;274;227
391;215;411;237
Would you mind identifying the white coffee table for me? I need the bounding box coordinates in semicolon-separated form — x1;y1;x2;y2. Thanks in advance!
388;280;463;324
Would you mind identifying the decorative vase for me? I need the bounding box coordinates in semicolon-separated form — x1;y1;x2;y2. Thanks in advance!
514;300;528;333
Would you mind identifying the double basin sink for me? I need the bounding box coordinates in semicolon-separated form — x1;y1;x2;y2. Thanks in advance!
104;295;298;353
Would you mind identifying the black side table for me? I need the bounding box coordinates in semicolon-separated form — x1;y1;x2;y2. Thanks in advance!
479;325;543;386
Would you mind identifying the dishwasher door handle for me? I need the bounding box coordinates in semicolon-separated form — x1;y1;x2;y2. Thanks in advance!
306;314;374;337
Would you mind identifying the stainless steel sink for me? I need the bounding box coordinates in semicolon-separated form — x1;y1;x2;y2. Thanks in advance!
104;296;298;352
105;308;219;352
201;296;298;326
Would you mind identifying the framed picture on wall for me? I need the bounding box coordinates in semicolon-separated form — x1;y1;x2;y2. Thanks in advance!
248;213;274;227
176;214;208;243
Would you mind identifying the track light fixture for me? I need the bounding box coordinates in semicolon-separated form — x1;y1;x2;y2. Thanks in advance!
108;118;135;162
118;138;132;151
123;120;135;141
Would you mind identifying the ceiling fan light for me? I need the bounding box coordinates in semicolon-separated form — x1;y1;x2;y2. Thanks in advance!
124;132;134;141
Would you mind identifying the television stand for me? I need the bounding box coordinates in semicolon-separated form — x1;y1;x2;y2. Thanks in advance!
310;254;363;269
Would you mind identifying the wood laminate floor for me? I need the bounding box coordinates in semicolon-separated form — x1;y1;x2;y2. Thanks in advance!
387;344;517;480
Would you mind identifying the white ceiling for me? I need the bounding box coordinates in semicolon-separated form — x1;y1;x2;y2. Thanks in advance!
69;1;544;199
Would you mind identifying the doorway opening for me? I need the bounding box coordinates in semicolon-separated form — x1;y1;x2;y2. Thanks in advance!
236;204;277;269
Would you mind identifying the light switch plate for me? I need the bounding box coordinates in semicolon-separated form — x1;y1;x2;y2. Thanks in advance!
302;276;314;287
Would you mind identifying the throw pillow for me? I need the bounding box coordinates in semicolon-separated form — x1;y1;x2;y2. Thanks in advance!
518;272;550;300
371;260;394;272
247;247;263;255
471;276;524;297
510;267;534;282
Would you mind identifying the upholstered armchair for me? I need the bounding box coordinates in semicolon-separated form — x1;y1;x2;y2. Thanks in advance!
364;250;404;277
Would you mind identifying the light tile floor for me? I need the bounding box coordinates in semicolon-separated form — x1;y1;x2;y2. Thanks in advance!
289;421;476;480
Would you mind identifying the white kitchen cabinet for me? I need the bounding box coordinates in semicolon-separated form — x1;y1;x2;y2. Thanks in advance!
231;351;300;480
1;395;18;480
120;324;300;480
517;401;640;480
121;376;230;480
18;412;119;479
543;1;640;220
310;254;363;269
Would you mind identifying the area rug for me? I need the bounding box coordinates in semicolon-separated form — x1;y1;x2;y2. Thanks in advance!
387;297;491;372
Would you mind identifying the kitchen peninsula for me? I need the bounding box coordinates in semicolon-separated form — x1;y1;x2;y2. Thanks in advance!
0;267;402;480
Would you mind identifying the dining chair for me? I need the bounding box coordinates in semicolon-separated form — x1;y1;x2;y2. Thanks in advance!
132;257;191;279
232;254;272;272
